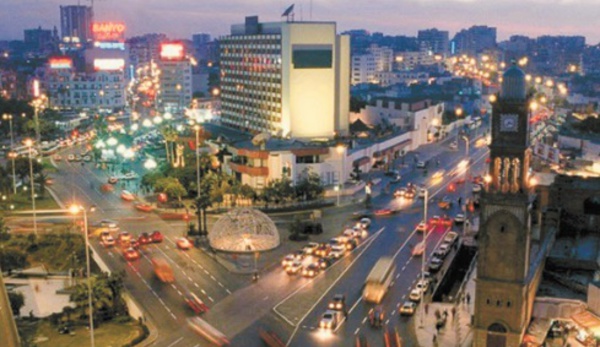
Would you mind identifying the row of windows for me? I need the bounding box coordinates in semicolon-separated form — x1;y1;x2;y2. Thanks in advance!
51;99;124;106
50;84;123;90
222;64;281;74
221;108;281;123
222;91;281;105
222;75;281;85
221;117;278;132
221;36;280;45
485;298;512;308
222;48;281;56
222;100;282;115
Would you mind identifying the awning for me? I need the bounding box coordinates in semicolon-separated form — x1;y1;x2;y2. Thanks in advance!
353;156;370;166
373;139;412;158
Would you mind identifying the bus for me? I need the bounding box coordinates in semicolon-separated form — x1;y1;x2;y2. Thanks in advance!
363;257;396;304
10;145;38;158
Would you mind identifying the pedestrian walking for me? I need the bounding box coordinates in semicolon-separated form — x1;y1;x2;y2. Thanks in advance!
433;334;437;344
458;197;462;206
451;306;456;319
425;303;429;315
466;293;471;305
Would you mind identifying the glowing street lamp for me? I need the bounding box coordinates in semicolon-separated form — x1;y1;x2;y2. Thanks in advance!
24;138;37;236
106;137;118;147
142;119;153;128
144;158;157;170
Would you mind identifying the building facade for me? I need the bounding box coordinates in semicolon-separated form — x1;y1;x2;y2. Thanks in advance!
59;5;93;43
452;25;497;55
418;28;449;56
351;44;394;85
220;16;350;138
158;42;193;113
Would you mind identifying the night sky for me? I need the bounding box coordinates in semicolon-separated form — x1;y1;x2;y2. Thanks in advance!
2;0;598;44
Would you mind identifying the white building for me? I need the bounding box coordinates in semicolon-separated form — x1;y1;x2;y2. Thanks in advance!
158;42;193;114
351;44;394;85
44;57;126;111
219;16;350;138
351;98;444;145
394;51;438;70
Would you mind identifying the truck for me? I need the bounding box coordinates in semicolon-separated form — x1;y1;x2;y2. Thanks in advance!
152;258;174;283
363;257;396;304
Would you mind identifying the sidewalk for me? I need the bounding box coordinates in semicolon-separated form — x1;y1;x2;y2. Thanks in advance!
415;267;477;347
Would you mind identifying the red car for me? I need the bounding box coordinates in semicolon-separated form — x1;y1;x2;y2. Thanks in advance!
185;292;208;314
138;232;151;245
123;247;140;261
150;231;163;243
134;203;154;212
120;190;135;201
374;209;396;216
176;237;192;250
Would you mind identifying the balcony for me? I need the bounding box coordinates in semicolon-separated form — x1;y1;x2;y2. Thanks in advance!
229;162;269;177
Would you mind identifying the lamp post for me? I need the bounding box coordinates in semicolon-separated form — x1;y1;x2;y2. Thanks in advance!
194;124;201;198
24;139;37;237
461;135;470;236
3;114;16;195
420;187;429;327
68;205;94;347
336;145;346;206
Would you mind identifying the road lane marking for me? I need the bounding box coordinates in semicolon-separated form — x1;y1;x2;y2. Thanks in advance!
348;297;363;315
362;317;367;324
354;328;360;335
208;296;214;302
226;289;232;295
282;227;385;346
194;283;199;288
166;337;184;347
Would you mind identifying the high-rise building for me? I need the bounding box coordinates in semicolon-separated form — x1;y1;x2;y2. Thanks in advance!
452;25;496;55
351;44;393;85
127;33;167;69
418;28;449;56
220;16;350;138
158;42;192;113
60;5;93;43
24;26;57;53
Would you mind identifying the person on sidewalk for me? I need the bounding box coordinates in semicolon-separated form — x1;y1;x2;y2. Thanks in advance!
466;293;471;305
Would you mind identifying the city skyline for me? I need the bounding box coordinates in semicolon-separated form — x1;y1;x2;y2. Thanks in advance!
1;0;598;44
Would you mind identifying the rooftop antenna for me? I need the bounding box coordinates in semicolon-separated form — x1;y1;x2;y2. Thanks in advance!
281;4;295;23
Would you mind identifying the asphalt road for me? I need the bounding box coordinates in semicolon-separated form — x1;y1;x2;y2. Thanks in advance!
39;120;490;347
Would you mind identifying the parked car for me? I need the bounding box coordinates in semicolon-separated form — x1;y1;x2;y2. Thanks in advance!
428;257;444;272
454;214;466;224
444;231;459;245
409;288;422;302
416;279;429;293
472;184;482;193
416;161;427;169
434;243;451;258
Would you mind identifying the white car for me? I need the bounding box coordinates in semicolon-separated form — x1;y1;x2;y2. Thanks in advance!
330;245;346;259
418;188;427;198
416;161;426;169
122;172;139;180
416;279;429;293
454;214;465;224
319;310;343;330
101;235;115;247
472;184;482;193
99;219;119;231
303;242;319;255
409;288;422;302
359;218;371;229
449;141;458;149
286;260;303;275
434;243;451;258
444;231;459;245
281;254;295;268
416;221;427;232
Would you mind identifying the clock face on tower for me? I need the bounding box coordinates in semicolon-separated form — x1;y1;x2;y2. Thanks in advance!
500;114;519;132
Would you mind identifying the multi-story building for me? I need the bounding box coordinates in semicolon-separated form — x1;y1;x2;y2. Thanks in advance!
452;25;497;55
59;5;92;44
394;51;437;70
127;34;167;69
220;16;350;138
157;42;192;113
351;44;394;85
418;28;449;56
24;26;58;54
45;57;126;111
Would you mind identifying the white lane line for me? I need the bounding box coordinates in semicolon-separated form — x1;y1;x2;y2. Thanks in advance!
201;289;207;295
208;296;214;302
385;319;389;325
194;283;199;288
396;274;400;279
226;289;232;295
280;227;385;345
187;276;193;281
204;270;209;275
348;297;363;315
176;290;183;296
354;328;360;335
218;282;224;287
166;336;184;347
401;266;406;271
210;275;216;281
362;317;367;324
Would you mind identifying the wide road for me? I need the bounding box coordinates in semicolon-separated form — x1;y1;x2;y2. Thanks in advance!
48;147;247;347
288;136;489;347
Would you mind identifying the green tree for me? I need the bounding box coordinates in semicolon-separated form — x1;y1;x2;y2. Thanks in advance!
239;184;255;207
8;291;24;315
192;177;214;235
70;273;126;323
155;177;186;202
12;156;43;182
295;168;324;201
0;248;28;272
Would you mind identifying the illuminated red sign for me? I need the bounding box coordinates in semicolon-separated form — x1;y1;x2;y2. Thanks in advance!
49;57;73;69
94;58;125;71
160;43;185;61
92;22;126;42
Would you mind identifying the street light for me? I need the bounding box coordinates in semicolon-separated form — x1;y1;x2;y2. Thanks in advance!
68;204;95;347
461;135;470;238
419;187;429;328
336;145;346;206
144;158;157;170
3;114;16;195
194;124;201;198
24;138;37;237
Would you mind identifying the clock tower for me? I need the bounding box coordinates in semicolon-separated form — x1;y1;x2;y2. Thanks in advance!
473;63;535;347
